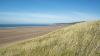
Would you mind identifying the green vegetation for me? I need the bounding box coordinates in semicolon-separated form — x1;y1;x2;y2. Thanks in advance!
0;21;100;56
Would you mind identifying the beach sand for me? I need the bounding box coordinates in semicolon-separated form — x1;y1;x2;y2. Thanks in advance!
0;26;64;47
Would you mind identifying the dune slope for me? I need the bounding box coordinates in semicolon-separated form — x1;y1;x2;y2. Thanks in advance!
0;21;100;56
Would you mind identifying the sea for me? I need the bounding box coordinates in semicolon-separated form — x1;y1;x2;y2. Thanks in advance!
0;24;49;29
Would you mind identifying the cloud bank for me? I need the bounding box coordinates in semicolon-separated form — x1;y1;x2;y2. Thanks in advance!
0;12;99;24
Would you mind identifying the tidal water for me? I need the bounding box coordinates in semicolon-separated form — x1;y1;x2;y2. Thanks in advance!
0;24;49;29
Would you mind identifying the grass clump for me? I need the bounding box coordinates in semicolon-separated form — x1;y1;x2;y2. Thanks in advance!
0;21;100;56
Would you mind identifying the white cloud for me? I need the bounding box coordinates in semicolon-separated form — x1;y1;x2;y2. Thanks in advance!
0;11;99;24
0;12;71;19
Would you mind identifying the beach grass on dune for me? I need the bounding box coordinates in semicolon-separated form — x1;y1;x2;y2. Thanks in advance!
0;21;100;56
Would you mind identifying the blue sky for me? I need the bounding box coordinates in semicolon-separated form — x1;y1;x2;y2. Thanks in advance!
0;0;100;24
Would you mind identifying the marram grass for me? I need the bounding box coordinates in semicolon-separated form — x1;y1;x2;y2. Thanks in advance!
0;21;100;56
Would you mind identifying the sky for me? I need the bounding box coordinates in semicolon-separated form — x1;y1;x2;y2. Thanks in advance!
0;0;100;24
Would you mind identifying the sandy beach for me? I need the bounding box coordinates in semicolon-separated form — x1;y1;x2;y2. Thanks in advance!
0;26;64;47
